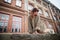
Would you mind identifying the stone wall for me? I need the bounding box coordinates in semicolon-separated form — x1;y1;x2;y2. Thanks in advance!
0;34;60;40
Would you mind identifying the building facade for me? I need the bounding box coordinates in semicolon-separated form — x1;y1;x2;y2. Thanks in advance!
0;0;60;34
0;0;28;33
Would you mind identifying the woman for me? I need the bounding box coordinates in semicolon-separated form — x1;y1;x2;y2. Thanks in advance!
28;8;45;34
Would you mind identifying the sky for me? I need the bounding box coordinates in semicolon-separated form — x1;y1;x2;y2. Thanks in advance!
48;0;60;9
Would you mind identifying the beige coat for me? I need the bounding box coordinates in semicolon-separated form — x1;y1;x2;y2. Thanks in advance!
28;15;45;33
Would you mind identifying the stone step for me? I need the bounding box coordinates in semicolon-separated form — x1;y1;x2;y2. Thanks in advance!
0;34;60;40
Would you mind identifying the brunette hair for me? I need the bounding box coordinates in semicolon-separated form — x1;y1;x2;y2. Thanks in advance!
32;8;39;12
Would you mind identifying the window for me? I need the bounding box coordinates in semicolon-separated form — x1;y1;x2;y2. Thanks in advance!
15;28;17;32
48;23;53;29
53;16;56;21
16;0;22;7
52;8;55;13
53;15;58;21
4;0;11;3
24;0;28;10
28;4;34;16
44;11;49;17
59;17;60;22
38;8;42;14
47;21;53;29
28;4;33;11
12;16;22;32
0;13;9;32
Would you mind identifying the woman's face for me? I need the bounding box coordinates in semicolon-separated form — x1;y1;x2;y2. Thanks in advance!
33;11;38;16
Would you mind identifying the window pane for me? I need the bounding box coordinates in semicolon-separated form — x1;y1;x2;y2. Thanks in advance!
19;1;21;7
4;0;11;3
25;0;28;10
39;9;42;14
4;0;8;2
4;28;6;32
12;16;22;32
48;24;52;29
13;17;21;21
44;11;49;17
0;22;4;27
47;22;53;29
16;0;22;7
0;28;2;32
4;22;8;27
16;0;19;6
12;28;14;32
28;4;33;11
8;0;11;3
0;14;9;20
53;16;56;20
15;28;17;32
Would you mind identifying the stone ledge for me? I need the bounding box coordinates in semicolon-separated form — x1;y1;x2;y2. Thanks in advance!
0;34;60;40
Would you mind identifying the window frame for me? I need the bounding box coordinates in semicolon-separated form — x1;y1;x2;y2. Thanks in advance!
11;16;22;33
0;13;9;33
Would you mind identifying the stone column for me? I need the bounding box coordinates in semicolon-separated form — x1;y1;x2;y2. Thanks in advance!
7;14;13;32
24;13;29;34
11;0;16;6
